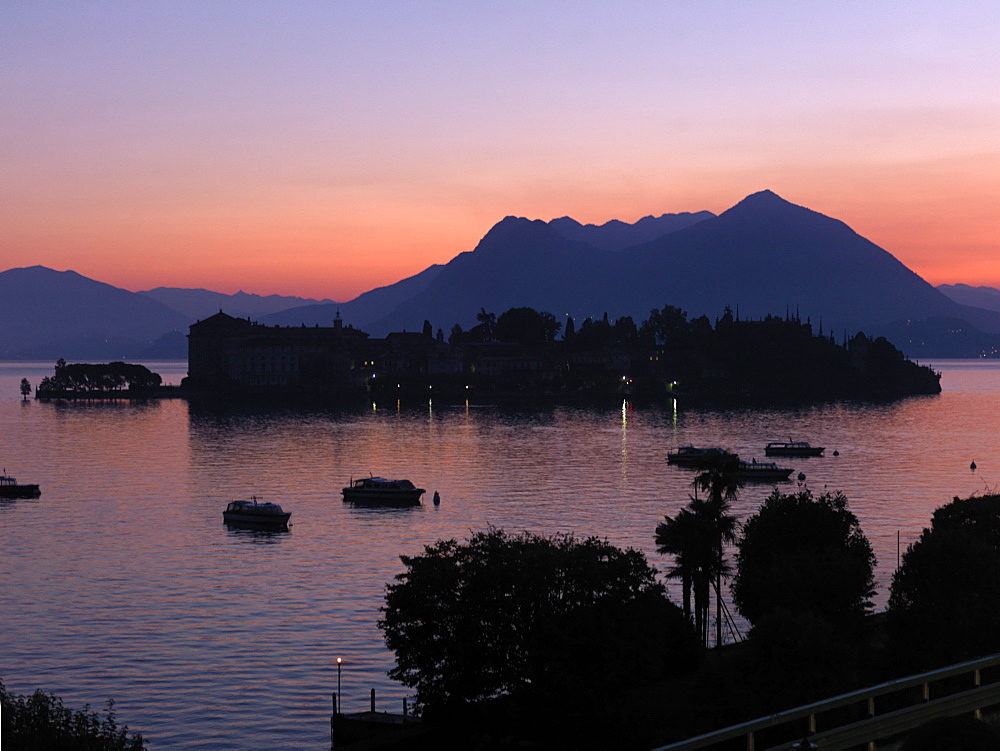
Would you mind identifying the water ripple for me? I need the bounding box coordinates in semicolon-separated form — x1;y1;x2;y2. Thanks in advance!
0;361;995;747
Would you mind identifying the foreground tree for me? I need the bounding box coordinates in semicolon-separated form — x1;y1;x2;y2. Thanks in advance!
888;494;1000;670
0;679;146;750
379;528;698;720
732;489;876;632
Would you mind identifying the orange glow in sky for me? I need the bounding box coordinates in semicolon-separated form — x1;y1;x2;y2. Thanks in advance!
3;3;1000;301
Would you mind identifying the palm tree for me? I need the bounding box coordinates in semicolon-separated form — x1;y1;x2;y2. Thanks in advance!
691;451;741;647
656;501;721;645
657;452;741;647
691;450;742;507
655;508;699;622
476;308;497;343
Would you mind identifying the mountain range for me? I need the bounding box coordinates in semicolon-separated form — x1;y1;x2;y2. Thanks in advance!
4;191;1000;360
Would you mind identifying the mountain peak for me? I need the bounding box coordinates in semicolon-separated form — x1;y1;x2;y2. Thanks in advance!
716;190;831;229
749;188;781;200
480;216;554;243
728;189;792;210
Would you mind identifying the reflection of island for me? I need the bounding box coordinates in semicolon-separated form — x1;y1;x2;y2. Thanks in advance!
182;305;941;406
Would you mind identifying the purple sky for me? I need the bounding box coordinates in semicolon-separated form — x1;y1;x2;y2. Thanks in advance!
3;1;999;300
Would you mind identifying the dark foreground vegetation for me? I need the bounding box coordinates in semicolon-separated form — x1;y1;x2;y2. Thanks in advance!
0;680;146;750
373;473;1000;749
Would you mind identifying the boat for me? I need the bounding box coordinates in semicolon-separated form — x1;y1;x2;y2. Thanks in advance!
342;477;425;505
222;496;291;526
765;440;825;457
0;473;40;499
736;460;794;481
666;446;731;467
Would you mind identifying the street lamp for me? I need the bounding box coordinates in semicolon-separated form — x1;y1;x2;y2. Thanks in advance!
336;657;342;715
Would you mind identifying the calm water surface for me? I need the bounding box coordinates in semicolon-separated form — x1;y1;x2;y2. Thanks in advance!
1;359;997;748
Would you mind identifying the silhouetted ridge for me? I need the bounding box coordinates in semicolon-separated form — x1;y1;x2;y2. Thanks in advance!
14;191;1000;359
481;216;549;240
471;216;568;261
548;211;714;250
0;265;190;358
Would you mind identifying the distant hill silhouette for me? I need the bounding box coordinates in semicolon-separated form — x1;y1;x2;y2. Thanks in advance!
289;191;1000;357
7;193;1000;359
262;263;445;329
139;287;336;322
0;266;190;359
937;283;1000;313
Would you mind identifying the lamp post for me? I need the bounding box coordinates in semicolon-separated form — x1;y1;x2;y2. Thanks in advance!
336;657;342;715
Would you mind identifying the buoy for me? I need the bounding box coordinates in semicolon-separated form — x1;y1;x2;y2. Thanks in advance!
797;472;806;482
971;461;977;471
833;450;839;457
433;491;440;505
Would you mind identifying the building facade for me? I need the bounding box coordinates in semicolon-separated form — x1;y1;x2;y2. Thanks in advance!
186;311;370;393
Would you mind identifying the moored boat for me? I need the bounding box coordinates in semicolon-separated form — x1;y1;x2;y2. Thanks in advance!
342;477;425;505
765;440;825;457
223;497;291;526
666;446;731;467
0;473;40;499
736;460;793;481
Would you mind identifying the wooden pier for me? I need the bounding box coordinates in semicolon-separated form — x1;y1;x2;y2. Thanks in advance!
330;689;426;749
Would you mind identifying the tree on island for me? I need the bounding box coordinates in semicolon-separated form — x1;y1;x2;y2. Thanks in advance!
20;378;31;399
493;306;561;345
37;361;162;394
379;528;698;730
888;494;1000;671
475;307;497;342
563;315;576;342
641;303;690;347
732;489;876;632
484;304;937;402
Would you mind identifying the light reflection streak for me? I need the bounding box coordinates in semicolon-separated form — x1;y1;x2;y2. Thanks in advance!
620;399;629;486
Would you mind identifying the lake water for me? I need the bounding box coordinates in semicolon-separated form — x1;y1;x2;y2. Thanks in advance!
2;359;998;748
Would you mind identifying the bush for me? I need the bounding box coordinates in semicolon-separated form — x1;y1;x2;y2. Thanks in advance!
0;679;146;750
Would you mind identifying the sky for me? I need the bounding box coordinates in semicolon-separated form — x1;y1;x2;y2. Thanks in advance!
3;1;1000;302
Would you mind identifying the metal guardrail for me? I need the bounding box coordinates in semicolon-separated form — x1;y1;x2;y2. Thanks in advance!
651;653;1000;751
